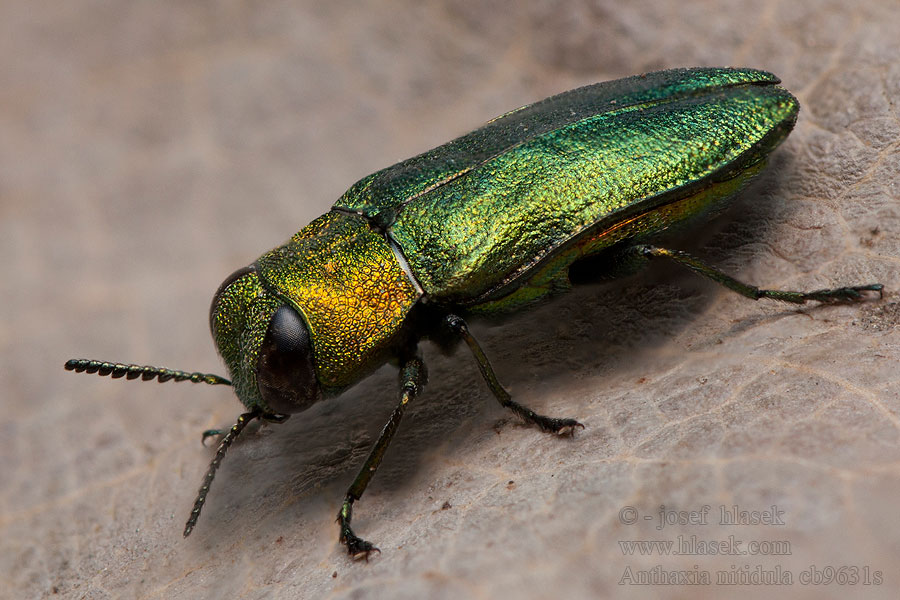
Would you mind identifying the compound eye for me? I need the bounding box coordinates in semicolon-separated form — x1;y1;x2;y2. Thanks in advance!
256;305;321;414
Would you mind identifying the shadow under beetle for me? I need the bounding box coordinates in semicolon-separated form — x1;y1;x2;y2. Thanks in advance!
66;67;883;559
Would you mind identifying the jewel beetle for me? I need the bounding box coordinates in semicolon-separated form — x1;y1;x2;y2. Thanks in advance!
66;67;883;559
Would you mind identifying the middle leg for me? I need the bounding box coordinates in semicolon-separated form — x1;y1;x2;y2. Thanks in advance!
444;314;583;435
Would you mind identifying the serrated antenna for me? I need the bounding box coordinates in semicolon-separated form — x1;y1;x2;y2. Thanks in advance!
64;358;231;386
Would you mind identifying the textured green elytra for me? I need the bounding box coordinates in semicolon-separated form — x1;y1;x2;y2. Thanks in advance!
340;68;798;306
65;67;882;558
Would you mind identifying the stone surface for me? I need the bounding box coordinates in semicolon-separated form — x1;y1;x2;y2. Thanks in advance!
2;1;899;599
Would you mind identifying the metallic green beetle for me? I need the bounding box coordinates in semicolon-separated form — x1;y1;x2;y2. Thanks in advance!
66;67;882;558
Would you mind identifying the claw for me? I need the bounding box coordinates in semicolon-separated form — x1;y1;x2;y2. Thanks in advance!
533;415;584;436
201;429;224;446
346;536;381;561
811;284;884;303
555;420;586;437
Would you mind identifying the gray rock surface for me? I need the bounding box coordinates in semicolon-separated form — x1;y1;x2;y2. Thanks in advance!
2;1;899;598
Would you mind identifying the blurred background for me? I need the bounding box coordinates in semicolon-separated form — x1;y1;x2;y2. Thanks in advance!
2;1;899;599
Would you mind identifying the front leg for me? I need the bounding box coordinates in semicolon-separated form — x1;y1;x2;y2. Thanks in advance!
444;314;583;435
338;354;426;560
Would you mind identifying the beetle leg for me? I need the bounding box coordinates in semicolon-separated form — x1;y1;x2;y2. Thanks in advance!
184;410;261;537
338;354;426;560
200;428;223;446
631;244;883;303
444;314;584;435
200;413;288;446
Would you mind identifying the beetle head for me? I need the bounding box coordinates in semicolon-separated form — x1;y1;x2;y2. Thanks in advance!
210;265;322;415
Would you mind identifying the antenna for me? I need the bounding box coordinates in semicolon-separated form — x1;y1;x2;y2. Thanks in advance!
64;358;267;537
64;358;231;386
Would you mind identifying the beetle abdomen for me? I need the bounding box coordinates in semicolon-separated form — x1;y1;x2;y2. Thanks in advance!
335;68;798;307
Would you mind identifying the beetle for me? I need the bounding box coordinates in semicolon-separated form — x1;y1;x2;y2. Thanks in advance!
65;67;882;559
